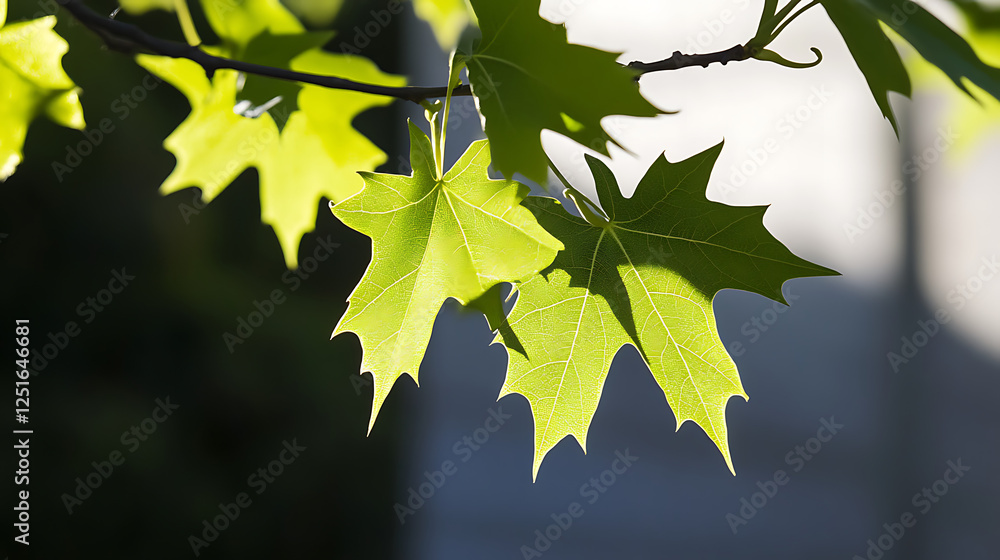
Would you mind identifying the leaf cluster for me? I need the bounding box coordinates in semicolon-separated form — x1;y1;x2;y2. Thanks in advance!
5;0;1000;476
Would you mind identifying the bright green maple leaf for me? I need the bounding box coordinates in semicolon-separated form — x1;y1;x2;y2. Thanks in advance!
239;30;333;124
260;49;406;268
495;145;837;479
136;54;278;202
0;9;85;180
138;0;405;268
331;120;563;433
463;0;660;183
135;0;309;203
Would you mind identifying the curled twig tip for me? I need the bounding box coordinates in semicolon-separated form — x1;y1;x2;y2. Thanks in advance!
753;46;823;69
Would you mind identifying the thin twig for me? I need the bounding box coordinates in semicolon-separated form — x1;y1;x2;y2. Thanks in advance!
58;0;756;103
627;45;750;73
57;0;470;102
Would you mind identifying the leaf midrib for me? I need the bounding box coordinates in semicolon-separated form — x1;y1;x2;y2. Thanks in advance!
606;227;726;441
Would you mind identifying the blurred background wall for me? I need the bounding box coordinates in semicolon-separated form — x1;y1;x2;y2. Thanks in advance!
399;1;1000;559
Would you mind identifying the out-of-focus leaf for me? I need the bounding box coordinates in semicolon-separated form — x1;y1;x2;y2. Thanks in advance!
822;1;910;133
822;0;1000;132
141;1;404;267
260;50;406;267
0;13;85;180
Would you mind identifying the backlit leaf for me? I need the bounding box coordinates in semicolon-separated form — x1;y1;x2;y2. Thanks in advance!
496;145;837;478
138;1;405;268
0;11;85;180
331;120;563;433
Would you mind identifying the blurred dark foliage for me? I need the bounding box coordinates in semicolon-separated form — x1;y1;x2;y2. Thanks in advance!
2;1;410;557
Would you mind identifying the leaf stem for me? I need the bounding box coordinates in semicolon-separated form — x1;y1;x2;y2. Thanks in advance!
544;154;609;225
172;0;201;46
768;0;821;42
766;0;805;35
754;0;780;39
421;100;445;179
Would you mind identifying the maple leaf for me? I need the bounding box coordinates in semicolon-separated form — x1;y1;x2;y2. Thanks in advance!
495;144;838;479
331;120;563;433
463;0;660;183
821;1;910;134
137;0;405;268
822;0;1000;133
239;30;335;126
0;5;85;181
260;49;405;267
135;54;279;203
134;0;312;204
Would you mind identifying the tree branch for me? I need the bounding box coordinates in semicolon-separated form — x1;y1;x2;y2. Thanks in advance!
57;0;470;102
58;0;752;103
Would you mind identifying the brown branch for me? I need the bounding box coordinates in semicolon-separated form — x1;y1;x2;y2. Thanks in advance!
627;45;751;73
58;0;752;104
57;0;469;102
